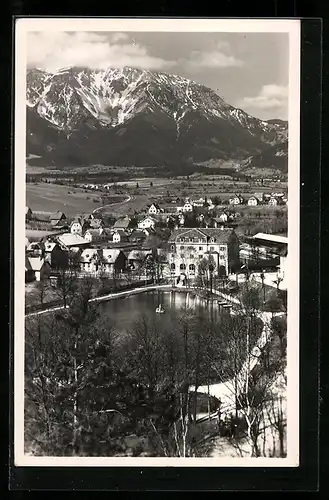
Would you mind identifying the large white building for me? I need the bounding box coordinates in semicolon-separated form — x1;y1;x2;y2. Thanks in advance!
167;227;240;279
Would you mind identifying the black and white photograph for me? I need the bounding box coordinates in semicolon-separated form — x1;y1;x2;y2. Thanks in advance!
14;18;300;466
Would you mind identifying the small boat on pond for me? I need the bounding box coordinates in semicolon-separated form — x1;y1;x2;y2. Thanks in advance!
155;304;165;314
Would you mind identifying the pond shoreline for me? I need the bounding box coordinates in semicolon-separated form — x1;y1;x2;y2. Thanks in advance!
25;283;238;317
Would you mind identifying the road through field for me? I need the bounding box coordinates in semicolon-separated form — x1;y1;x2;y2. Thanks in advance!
92;195;132;215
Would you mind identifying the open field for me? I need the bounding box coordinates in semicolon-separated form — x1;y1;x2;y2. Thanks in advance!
26;183;104;216
26;173;288;221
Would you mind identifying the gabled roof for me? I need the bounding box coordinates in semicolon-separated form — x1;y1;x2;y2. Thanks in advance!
80;248;99;263
128;249;152;260
139;215;156;222
34;212;51;222
28;256;47;271
84;228;101;238
113;217;131;229
89;218;103;228
25;206;32;214
130;230;147;240
102;249;123;264
49;211;66;220
71;217;82;225
27;242;43;252
44;241;57;252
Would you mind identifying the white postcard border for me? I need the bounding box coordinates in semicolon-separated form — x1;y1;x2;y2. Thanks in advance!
14;17;300;467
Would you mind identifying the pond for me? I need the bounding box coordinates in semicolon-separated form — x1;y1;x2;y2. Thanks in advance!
100;290;228;334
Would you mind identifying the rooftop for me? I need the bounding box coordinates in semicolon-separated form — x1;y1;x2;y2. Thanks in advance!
28;256;47;271
57;233;88;247
169;227;235;244
253;233;288;245
102;249;122;264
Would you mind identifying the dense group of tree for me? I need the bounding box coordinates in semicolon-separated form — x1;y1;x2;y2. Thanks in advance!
25;277;287;458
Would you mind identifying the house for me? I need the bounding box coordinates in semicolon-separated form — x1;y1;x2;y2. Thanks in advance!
34;212;52;223
148;203;161;215
70;218;85;235
112;230;129;243
80;249;101;273
229;194;244;205
27;256;51;282
101;249;127;275
89;218;104;230
127;249;152;270
191;197;205;207
141;227;155;237
49;211;67;227
44;241;68;269
207;199;215;210
138;216;156;230
113;216;132;231
168;227;240;278
268;196;278;206
215;212;228;224
57;233;89;249
254;192;264;202
246;233;288;262
26;242;44;257
182;201;194;212
25;206;33;221
178;213;185;226
129;230;147;244
278;247;288;282
248;196;260;206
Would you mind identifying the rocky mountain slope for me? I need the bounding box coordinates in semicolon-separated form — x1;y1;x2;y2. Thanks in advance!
238;140;288;173
26;66;288;168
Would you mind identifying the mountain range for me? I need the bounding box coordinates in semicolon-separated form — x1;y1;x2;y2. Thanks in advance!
26;66;288;170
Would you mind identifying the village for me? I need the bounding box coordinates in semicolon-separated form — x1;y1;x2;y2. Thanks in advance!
25;190;288;300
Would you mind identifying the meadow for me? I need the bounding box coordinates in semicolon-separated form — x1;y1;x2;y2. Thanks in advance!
26;182;104;216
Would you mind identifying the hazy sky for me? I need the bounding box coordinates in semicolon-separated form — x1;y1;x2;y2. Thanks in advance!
27;31;289;120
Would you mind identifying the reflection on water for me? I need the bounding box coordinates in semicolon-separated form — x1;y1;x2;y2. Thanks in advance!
100;291;225;334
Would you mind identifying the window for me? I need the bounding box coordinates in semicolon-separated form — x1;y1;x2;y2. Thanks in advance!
199;255;203;259
219;253;225;259
220;246;226;251
171;245;175;250
189;264;195;271
180;246;184;250
210;237;214;243
190;254;194;259
199;246;203;250
170;263;175;270
210;246;214;251
180;263;186;270
171;254;175;258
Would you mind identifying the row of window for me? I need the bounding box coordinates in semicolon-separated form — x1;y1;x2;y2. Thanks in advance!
174;245;226;251
171;263;195;271
177;237;224;244
172;253;226;260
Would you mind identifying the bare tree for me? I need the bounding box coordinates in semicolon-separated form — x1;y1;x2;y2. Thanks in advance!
50;251;80;308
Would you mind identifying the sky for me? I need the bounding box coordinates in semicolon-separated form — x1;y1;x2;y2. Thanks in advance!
26;31;289;120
